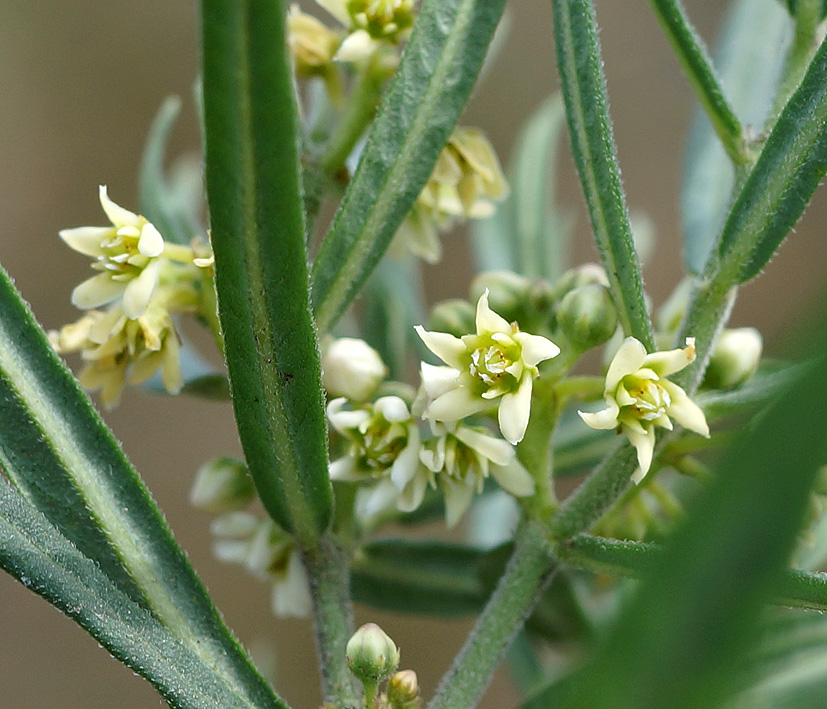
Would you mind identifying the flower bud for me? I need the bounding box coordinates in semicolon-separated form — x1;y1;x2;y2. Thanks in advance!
557;284;618;352
346;623;400;685
703;327;762;390
469;271;531;324
387;669;421;708
190;457;255;513
428;299;476;338
321;337;387;402
287;6;340;78
552;263;609;301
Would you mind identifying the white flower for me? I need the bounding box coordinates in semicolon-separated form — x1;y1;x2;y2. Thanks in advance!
50;297;183;408
394;127;508;263
60;186;166;319
321;337;387;402
315;0;414;62
327;395;424;516
411;421;534;527
579;337;709;483
210;513;312;618
415;290;560;444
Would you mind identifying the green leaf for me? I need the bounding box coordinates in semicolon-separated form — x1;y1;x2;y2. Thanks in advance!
0;480;288;709
139;95;203;246
0;264;281;705
552;0;654;350
310;0;507;334
548;351;827;709
715;32;827;284
351;538;487;615
682;0;789;274
201;0;332;545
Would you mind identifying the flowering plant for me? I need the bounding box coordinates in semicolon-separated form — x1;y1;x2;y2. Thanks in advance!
2;1;827;708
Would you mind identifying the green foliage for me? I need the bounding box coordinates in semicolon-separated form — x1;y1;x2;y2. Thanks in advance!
310;0;507;334
201;0;332;545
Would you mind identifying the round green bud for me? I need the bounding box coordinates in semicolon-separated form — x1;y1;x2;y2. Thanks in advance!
469;271;531;324
189;457;255;514
557;284;618;352
346;623;400;685
552;263;609;302
703;327;762;389
387;670;421;708
429;299;476;338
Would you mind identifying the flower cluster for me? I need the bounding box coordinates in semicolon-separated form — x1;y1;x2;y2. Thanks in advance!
316;0;415;62
50;187;214;407
395;128;508;263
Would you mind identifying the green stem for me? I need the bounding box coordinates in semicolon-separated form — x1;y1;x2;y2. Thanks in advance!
648;0;751;165
517;378;560;518
768;0;823;123
555;375;605;403
427;521;555;709
304;535;359;706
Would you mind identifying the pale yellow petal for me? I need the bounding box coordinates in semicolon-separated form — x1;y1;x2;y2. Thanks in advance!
475;290;511;335
606;337;647;392
625;424;656;478
71;273;126;310
59;226;112;257
490;458;535;498
661;380;709;436
137;222;165;258
98;185;141;227
453;426;514;466
513;331;560;367
498;373;532;444
578;400;620;430
427;386;488;422
121;259;161;318
415;326;466;369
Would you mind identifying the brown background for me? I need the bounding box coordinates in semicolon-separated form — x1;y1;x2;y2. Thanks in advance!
1;1;825;707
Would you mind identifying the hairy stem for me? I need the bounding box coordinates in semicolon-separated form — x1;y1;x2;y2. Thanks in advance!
304;535;359;706
427;521;554;709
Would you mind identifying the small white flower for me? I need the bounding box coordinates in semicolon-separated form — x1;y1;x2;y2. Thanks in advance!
327;395;424;515
60;186;166;319
321;337;388;402
415;290;560;444
415;421;534;527
579;336;709;483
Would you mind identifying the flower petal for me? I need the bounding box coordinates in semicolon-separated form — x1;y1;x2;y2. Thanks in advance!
121;259;161;318
137;222;165;257
71;273;127;310
419;362;461;401
498;373;533;444
391;434;422;490
59;226;112;257
271;551;312;618
475;289;511;334
396;473;430;513
661;380;709;436
99;185;141;227
513;331;560;367
442;476;476;528
334;29;375;62
578;400;620;430
643;338;696;377
453;426;514;466
329;456;361;482
624;424;656;479
427;386;488;422
605;337;647;392
314;0;351;26
490;458;535;497
374;395;411;423
415;326;467;369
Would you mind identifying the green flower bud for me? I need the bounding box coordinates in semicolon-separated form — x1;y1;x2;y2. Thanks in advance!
346;623;400;686
190;457;255;513
557;284;618;352
387;670;421;708
469;271;530;324
552;263;608;301
429;299;476;338
703;327;763;390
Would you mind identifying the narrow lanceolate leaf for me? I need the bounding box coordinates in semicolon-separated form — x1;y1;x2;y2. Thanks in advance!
139;96;202;246
681;0;789;274
550;352;827;709
310;0;507;334
0;481;288;709
201;0;331;545
0;265;282;707
716;32;827;284
551;0;654;350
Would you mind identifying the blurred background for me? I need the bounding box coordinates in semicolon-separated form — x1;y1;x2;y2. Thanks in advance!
1;0;826;706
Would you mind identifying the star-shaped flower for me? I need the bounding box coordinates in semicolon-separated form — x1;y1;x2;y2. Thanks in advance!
579;336;709;483
415;290;560;444
59;186;166;319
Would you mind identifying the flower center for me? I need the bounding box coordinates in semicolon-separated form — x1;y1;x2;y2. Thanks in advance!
357;417;407;472
629;380;671;421
469;345;511;386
